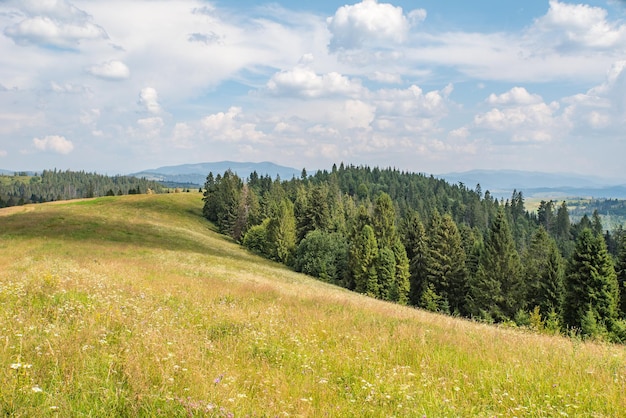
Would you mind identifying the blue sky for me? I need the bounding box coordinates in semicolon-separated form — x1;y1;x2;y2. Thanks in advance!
0;0;625;178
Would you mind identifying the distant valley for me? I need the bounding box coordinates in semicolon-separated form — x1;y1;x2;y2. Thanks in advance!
2;162;625;199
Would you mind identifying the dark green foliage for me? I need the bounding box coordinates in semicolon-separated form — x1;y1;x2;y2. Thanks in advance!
242;221;269;256
617;233;626;318
0;170;163;206
199;164;626;343
422;211;468;314
294;230;348;285
469;208;523;321
376;246;396;301
266;198;297;264
523;227;564;316
202;170;242;237
391;237;411;305
403;211;428;306
350;225;379;295
372;192;397;248
563;229;619;336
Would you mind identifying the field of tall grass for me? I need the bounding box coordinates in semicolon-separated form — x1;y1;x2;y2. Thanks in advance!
1;193;624;417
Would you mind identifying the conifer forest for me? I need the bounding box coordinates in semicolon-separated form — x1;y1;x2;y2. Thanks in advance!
203;164;626;342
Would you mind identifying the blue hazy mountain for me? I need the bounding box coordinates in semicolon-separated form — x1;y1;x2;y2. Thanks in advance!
438;169;626;199
130;161;302;186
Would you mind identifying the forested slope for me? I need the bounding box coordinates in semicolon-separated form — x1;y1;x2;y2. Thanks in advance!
203;163;626;342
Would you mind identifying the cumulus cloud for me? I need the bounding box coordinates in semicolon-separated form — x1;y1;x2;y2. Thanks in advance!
487;87;543;105
33;135;74;154
562;60;626;131
528;0;626;52
474;88;561;143
88;60;130;80
375;84;450;117
139;87;161;114
266;66;363;98
201;107;266;143
136;117;164;138
329;100;375;130
4;0;108;48
327;0;425;50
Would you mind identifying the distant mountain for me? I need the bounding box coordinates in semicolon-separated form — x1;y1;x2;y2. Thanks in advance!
130;161;302;186
438;170;626;199
0;169;13;175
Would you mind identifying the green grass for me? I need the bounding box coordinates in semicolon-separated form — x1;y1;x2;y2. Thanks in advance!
1;193;625;417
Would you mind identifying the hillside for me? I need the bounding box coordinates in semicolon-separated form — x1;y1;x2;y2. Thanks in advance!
0;193;625;416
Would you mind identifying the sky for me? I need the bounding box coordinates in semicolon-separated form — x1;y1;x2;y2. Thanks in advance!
0;0;625;178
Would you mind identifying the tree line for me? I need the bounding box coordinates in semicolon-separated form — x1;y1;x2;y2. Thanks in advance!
0;169;165;207
202;163;626;342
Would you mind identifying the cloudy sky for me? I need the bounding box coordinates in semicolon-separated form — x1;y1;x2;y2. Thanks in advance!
0;0;625;178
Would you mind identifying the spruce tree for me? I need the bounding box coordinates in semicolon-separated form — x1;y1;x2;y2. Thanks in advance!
403;211;428;306
266;198;297;264
422;211;467;314
391;237;411;305
350;224;379;296
563;228;619;336
524;227;564;316
469;208;523;321
617;233;626;318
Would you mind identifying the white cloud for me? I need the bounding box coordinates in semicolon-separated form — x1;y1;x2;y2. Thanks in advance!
136;116;164;138
88;60;130;80
562;60;626;131
201;107;266;143
139;87;161;114
266;66;363;98
329;100;375;130
4;0;108;48
171;122;195;149
487;87;543;105
368;71;402;84
474;88;561;143
528;0;626;52
375;85;450;117
33;135;74;154
327;0;424;50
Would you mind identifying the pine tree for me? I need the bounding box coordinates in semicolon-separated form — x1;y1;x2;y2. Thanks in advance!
563;228;619;335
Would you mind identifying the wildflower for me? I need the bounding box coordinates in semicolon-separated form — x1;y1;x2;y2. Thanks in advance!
32;386;43;393
214;374;223;384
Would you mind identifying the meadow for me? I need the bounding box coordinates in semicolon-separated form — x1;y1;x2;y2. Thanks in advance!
0;193;624;417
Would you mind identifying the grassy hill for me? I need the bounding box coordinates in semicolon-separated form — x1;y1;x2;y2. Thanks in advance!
1;193;625;417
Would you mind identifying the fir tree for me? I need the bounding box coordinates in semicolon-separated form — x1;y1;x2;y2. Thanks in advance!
422;211;467;314
524;227;564;316
617;233;626;318
469;208;523;321
350;224;379;295
563;228;619;335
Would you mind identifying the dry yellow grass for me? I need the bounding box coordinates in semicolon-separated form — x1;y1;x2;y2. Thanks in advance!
0;193;625;417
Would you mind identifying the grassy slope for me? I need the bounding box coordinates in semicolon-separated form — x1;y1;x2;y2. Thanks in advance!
0;193;624;417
